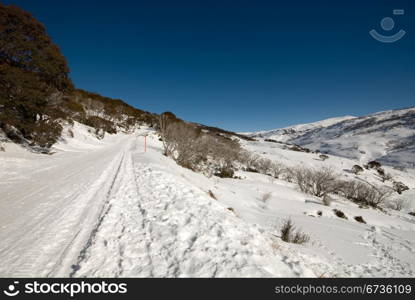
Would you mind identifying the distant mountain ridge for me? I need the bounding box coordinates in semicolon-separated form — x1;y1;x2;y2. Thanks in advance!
248;115;356;142
248;107;415;168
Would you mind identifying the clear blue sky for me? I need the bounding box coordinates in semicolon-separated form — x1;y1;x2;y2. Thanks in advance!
4;0;415;131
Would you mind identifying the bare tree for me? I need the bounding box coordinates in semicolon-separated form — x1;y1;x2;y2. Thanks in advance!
366;186;392;207
170;122;204;169
157;112;177;156
293;166;341;197
256;158;273;175
159;116;242;176
269;161;286;179
388;198;408;211
239;151;286;179
282;167;295;182
239;151;260;171
340;180;392;208
208;135;241;177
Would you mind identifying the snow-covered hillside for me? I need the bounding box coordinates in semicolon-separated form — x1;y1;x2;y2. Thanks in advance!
0;122;309;277
1;121;414;277
248;107;415;168
247;115;356;143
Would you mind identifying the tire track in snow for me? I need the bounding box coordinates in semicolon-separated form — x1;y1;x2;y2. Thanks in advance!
70;150;155;277
0;140;130;277
72;141;310;277
69;150;126;277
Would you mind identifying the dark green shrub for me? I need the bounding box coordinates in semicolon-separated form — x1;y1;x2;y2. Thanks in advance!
393;181;409;194
352;165;364;175
366;161;382;169
354;216;366;224
333;209;348;219
214;167;235;178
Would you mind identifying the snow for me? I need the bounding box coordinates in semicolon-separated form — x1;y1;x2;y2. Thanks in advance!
71;153;307;277
247;107;415;168
0;121;414;277
245;115;356;142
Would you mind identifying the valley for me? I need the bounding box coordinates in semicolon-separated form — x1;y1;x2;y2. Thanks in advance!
1;118;414;277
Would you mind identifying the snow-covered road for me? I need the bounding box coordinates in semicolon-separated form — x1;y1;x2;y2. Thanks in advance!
0;133;307;277
0;136;135;276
